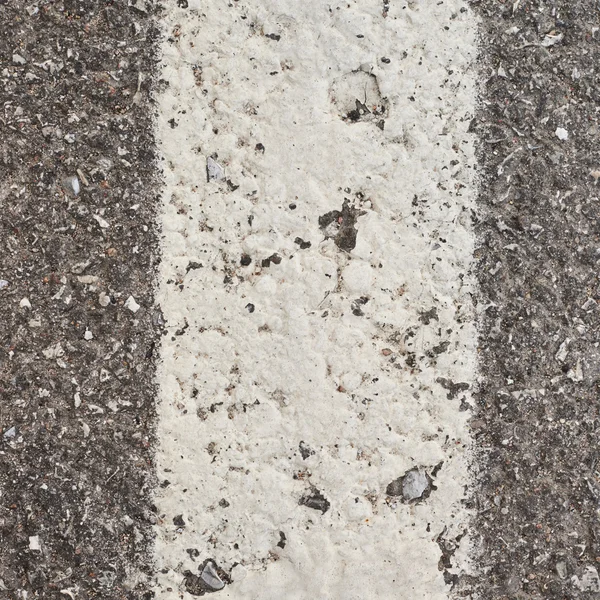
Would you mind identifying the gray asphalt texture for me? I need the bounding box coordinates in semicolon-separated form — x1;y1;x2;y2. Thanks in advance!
0;1;160;598
468;1;600;598
1;0;599;599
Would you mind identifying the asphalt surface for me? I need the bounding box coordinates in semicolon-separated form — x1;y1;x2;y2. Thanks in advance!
469;1;600;598
1;0;600;599
0;2;160;598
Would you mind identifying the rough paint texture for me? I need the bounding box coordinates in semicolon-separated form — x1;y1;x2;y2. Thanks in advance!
154;1;478;598
468;1;600;598
0;1;159;597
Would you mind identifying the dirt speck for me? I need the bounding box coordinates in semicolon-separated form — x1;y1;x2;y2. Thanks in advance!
318;200;364;251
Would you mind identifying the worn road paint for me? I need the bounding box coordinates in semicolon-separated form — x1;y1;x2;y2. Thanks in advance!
155;0;478;597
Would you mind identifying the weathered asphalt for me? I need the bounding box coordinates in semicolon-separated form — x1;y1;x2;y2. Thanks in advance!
1;1;600;598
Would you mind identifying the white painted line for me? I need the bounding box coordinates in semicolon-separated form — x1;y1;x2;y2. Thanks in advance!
155;1;478;597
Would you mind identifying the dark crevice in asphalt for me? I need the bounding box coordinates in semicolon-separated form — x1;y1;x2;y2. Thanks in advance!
465;1;600;598
0;2;160;598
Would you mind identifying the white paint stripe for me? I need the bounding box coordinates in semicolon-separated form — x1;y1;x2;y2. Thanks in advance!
155;1;478;597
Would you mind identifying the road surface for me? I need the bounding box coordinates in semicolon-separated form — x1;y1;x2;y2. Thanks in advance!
1;0;599;598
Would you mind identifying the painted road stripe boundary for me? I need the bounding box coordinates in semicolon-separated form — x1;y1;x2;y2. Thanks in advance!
154;1;478;597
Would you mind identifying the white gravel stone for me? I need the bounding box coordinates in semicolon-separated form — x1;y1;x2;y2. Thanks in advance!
63;175;80;196
43;342;64;359
29;536;41;551
206;156;225;181
201;562;225;591
93;214;110;228
575;566;600;592
124;295;140;313
402;469;430;502
99;292;111;307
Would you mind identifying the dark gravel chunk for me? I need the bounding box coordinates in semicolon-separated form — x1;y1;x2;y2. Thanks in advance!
299;487;330;513
294;237;312;250
299;440;314;460
173;514;186;527
184;559;229;595
318;200;364;252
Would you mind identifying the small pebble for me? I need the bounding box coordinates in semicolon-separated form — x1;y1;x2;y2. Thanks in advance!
125;295;141;313
206;156;225;181
173;514;186;527
93;214;110;228
29;536;41;551
201;561;225;591
3;426;16;440
386;467;431;502
63;175;80;196
43;342;64;359
99;292;111;307
402;469;430;501
556;561;567;579
78;275;98;284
